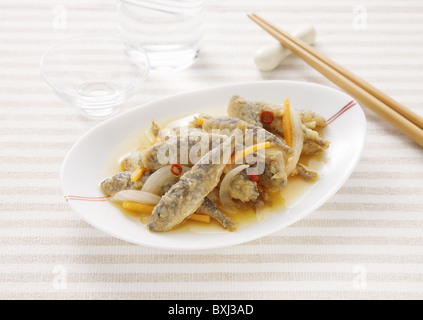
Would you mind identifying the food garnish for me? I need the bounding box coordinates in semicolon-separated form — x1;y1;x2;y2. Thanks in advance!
260;110;274;124
99;95;329;233
170;164;183;176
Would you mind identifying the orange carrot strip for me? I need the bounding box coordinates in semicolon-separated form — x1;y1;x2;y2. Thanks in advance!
189;213;211;223
283;98;293;148
230;141;270;164
122;201;155;214
130;166;146;182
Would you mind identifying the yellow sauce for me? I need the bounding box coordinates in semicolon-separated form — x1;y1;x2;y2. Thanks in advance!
103;109;328;234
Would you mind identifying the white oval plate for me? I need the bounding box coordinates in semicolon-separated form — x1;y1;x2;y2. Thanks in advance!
61;81;366;250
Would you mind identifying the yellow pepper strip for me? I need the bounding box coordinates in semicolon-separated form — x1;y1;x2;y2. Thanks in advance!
122;201;156;214
130;166;146;182
188;213;211;223
122;201;210;224
282;98;293;148
197;118;205;126
230;141;270;164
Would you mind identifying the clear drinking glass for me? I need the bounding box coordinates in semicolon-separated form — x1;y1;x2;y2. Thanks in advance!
40;36;149;118
116;0;205;72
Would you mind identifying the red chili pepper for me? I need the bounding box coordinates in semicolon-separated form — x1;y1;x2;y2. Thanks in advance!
247;171;260;183
260;110;274;124
170;164;183;176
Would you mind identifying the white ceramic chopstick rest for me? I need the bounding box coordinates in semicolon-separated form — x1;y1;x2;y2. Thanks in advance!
254;24;316;71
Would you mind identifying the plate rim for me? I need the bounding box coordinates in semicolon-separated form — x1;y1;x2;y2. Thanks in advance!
60;80;367;250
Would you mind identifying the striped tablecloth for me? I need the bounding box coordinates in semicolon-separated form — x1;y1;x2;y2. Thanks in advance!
1;0;422;300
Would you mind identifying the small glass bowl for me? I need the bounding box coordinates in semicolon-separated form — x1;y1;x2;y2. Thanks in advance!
40;35;149;118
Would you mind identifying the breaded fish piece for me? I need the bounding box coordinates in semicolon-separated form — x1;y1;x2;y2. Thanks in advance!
224;149;287;199
228;170;259;202
120;150;144;171
227;95;284;136
227;95;329;156
298;110;327;129
194;115;292;156
100;171;152;196
302;126;330;156
142;132;226;171
153;168;234;229
149;134;236;232
260;150;287;192
102;167;233;229
150;121;206;141
296;164;318;182
228;95;263;128
197;197;235;231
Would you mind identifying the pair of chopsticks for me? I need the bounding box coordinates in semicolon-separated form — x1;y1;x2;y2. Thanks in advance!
248;13;423;147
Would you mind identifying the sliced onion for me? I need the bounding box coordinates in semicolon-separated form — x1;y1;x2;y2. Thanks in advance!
219;164;249;214
110;190;161;205
141;165;190;196
285;106;304;176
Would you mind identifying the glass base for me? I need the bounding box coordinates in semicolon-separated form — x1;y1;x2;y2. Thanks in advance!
76;82;121;118
125;43;200;73
81;105;119;118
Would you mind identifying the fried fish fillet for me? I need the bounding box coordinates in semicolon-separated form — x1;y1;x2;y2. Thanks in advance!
100;171;152;196
227;95;329;156
193;115;292;157
149;134;236;232
142;132;226;171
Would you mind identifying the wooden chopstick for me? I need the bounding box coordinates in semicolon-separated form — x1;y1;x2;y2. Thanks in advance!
250;13;423;130
248;13;423;147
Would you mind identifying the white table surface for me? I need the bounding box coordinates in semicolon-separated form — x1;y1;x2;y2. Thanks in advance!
1;0;422;299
